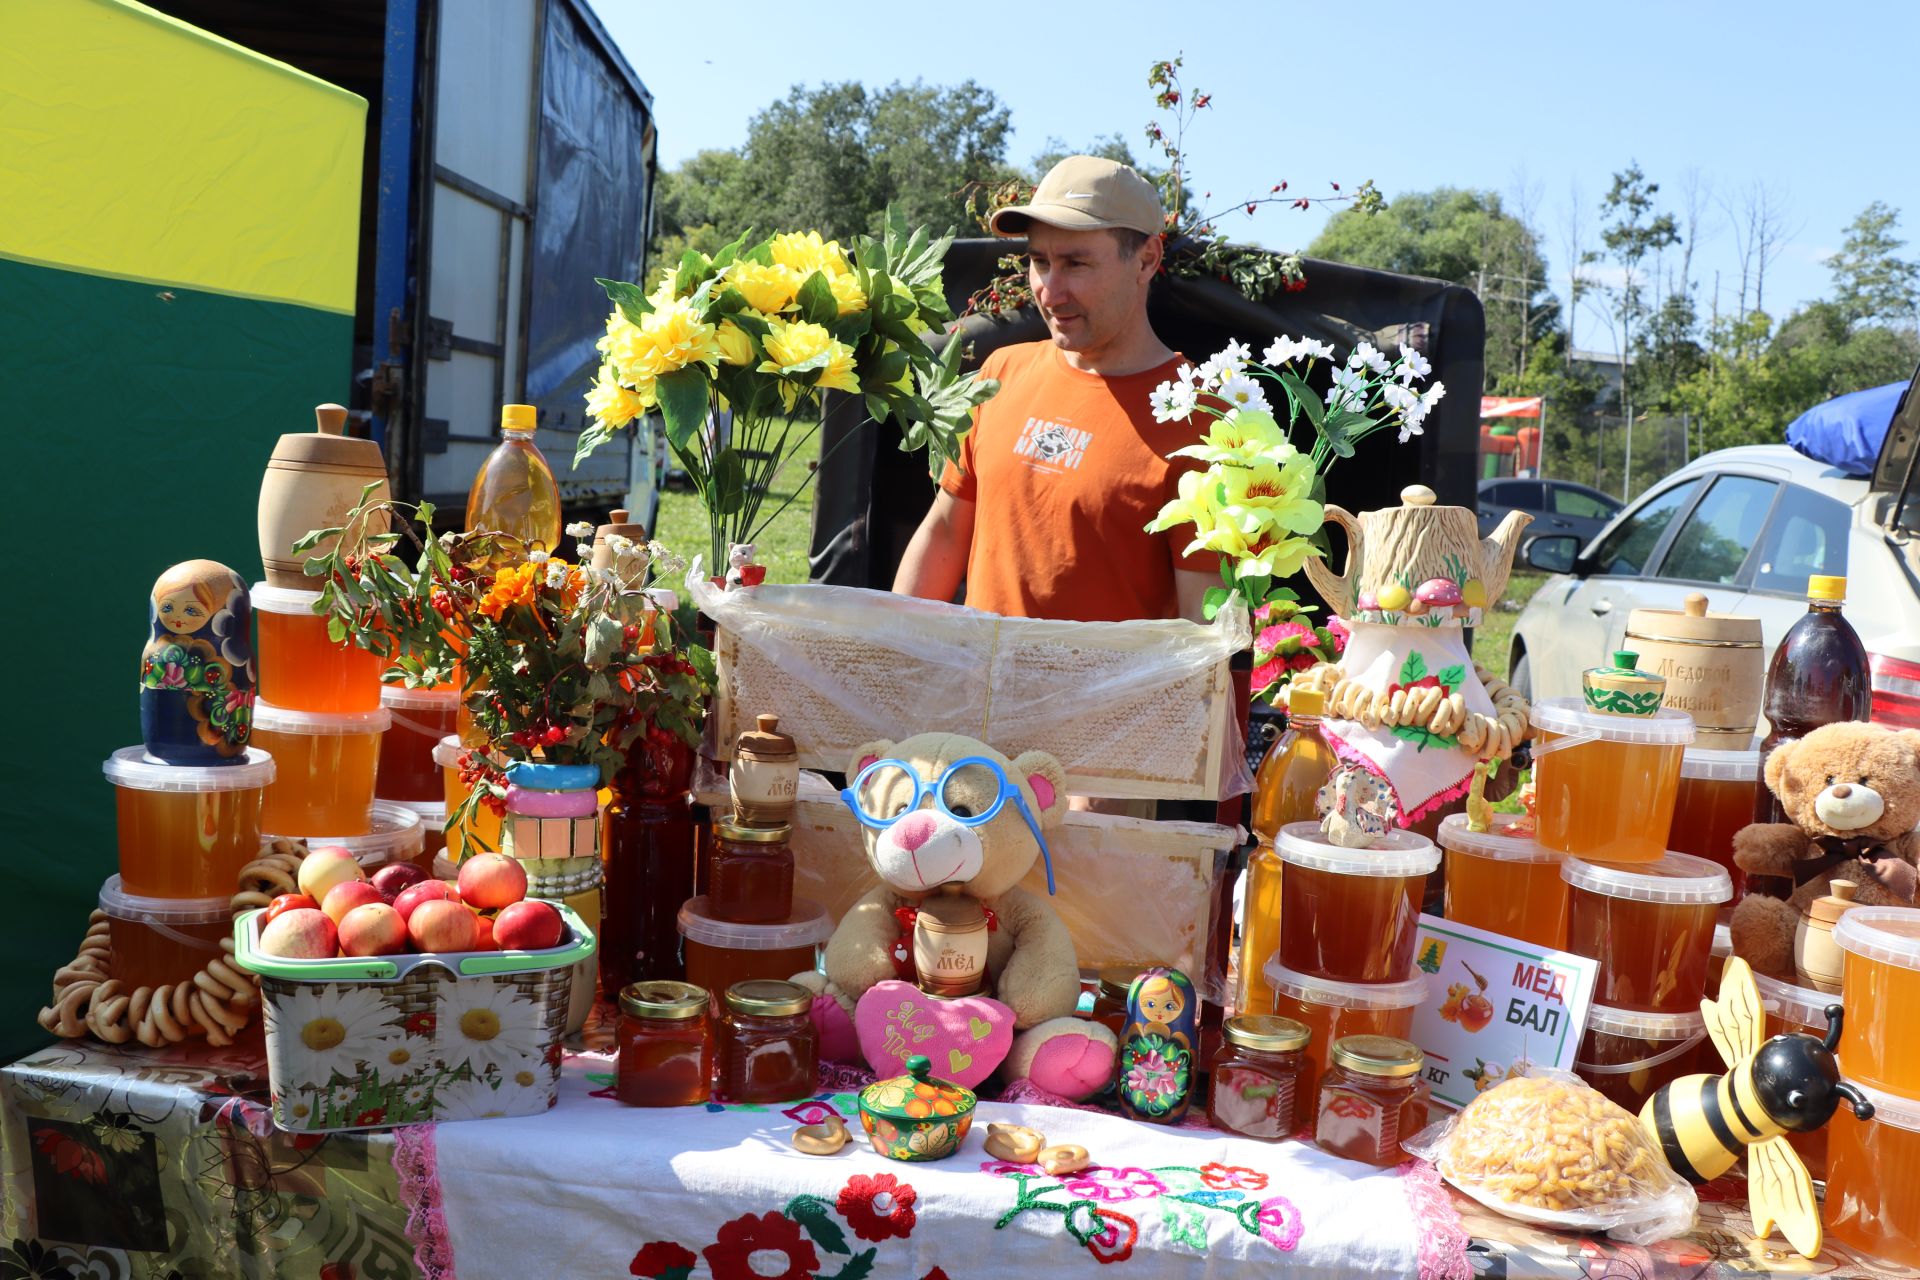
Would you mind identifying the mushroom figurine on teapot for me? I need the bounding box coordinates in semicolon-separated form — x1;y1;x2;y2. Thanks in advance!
1294;485;1534;826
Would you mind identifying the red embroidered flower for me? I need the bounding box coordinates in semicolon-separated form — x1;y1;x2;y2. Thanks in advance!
1087;1208;1138;1265
630;1240;697;1278
703;1212;818;1280
1062;1166;1167;1203
837;1172;918;1242
1199;1162;1268;1191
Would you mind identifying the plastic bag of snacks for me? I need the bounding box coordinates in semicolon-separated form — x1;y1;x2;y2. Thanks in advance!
1403;1070;1697;1244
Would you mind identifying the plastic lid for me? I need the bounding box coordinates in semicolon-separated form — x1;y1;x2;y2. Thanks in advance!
1276;821;1439;877
620;980;708;1021
1679;744;1761;781
1560;851;1732;905
1845;1077;1920;1132
1584;1004;1707;1040
1437;812;1556;863
1098;966;1143;999
1713;922;1731;958
380;684;462;710
97;874;230;924
678;896;831;950
1223;1014;1310;1052
724;979;812;1017
1330;1034;1424;1078
267;800;423;865
1808;575;1847;602
501;403;537;432
1262;958;1430;1010
250;582;325;615
1531;697;1696;746
432;733;466;769
104;745;275;792
252;700;391;736
1834;907;1920;972
1754;973;1842;1033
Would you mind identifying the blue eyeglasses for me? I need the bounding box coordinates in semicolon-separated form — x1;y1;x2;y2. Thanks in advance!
840;755;1057;895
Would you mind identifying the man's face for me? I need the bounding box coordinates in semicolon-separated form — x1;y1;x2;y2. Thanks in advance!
1025;223;1155;354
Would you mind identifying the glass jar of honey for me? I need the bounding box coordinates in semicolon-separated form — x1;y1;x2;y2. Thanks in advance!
1091;967;1140;1037
707;821;794;924
252;700;390;836
720;979;818;1104
617;980;712;1107
1438;812;1569;949
1825;1078;1920;1268
1209;1015;1311;1141
1755;972;1843;1180
435;734;503;858
1532;698;1693;864
678;897;831;998
377;684;461;803
1834;908;1920;1098
251;582;384;713
105;746;274;898
1275;822;1439;984
1573;1004;1708;1114
1668;745;1758;901
98;875;231;989
1562;852;1731;1013
1314;1035;1430;1167
1262;960;1426;1108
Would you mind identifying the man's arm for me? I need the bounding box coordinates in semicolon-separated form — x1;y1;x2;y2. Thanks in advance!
1174;567;1215;624
893;488;976;603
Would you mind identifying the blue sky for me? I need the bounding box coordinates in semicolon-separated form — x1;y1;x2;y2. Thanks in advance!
602;0;1918;352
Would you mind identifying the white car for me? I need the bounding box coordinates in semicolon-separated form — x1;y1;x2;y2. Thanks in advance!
1506;421;1920;729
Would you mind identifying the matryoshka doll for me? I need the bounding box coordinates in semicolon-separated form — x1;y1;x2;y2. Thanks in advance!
1119;966;1198;1122
139;559;256;764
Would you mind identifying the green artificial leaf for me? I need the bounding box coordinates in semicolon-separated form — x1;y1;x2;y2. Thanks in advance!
795;270;839;326
675;248;712;294
1400;651;1428;684
708;226;753;273
1437;664;1467;689
583;615;622;669
1279;370;1325;428
1393;723;1454;752
595;277;652;324
1202;586;1230;621
656;366;710;450
784;1195;850;1256
326;615;347;644
710;447;748;515
573;416;622;468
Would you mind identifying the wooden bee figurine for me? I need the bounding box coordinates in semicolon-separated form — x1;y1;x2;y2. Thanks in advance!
1118;967;1197;1123
1639;956;1874;1258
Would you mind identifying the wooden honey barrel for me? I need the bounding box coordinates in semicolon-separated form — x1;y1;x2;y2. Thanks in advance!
1625;593;1764;748
257;404;391;588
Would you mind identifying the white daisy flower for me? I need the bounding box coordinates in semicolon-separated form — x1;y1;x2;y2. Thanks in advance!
1262;335;1303;366
1398;414;1427;444
1174;362;1200;388
574;542;593;560
1329;365;1372;414
606;534;634;555
526;548;550;564
1300;338;1336;361
1352;341;1392;375
564;521;595;539
439;983;545;1080
431;1075;548;1123
1217;373;1271;415
266;987;401;1088
544;560;569;589
1396;344;1432;382
1419;381;1448;414
1152;379;1200;422
1380;383;1419;414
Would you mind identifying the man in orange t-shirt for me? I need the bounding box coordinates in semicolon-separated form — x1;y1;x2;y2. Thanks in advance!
892;156;1218;622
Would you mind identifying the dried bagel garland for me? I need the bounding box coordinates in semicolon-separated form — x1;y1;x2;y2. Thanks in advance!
1300;661;1531;760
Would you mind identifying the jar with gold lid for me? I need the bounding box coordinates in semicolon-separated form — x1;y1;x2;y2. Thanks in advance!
1209;1015;1311;1141
617;981;712;1107
1313;1034;1430;1167
720;979;818;1104
1090;966;1141;1036
708;820;794;924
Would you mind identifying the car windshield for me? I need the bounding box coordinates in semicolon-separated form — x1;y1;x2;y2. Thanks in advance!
1589;479;1701;576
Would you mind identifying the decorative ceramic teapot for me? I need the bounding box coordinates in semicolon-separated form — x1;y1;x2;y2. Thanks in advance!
1305;485;1532;627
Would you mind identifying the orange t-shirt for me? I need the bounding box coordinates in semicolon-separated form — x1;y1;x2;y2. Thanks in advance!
938;341;1220;622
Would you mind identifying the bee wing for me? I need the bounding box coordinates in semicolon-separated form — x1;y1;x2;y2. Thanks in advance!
1747;1137;1821;1258
1702;958;1763;1069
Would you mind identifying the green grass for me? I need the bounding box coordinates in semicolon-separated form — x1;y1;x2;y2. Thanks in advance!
1472;571;1547;678
652;430;823;585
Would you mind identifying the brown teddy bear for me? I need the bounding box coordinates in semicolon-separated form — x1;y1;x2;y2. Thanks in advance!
1730;721;1920;980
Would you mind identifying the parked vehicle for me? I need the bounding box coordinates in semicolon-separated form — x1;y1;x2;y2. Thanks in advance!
1477;477;1622;553
1507;370;1920;729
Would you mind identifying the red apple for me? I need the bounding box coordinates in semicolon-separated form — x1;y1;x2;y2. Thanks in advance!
258;908;337;960
322;879;385;925
371;862;427;902
393;878;462;923
493;899;564;951
472;913;496;951
408;898;479;953
263;893;319;927
297;847;365;903
338;902;409;956
456;852;528;910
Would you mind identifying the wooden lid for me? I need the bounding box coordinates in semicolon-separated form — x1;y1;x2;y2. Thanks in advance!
1809;879;1861;926
270;403;388;470
736;713;796;758
1626;592;1762;643
596;507;648;543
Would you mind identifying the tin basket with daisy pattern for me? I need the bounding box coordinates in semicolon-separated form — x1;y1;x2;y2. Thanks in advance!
232;905;594;1132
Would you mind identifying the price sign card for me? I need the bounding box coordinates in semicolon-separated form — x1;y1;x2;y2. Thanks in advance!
1406;914;1599;1111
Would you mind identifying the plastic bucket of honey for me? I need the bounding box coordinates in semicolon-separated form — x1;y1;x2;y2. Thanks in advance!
1260;959;1427;1110
1668;744;1759;899
1437;813;1569;949
98;874;232;990
388;798;447;866
1707;922;1731;999
252;701;389;837
267;799;423;873
1826;1078;1920;1267
1574;1004;1708;1115
377;684;461;802
677;897;831;1003
435;733;503;858
1834;907;1920;1096
251;582;383;713
1756;972;1845;1181
1531;698;1694;864
1562;852;1731;1013
105;746;275;898
1274;821;1439;984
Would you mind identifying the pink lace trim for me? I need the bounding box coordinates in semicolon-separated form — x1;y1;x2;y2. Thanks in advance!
393;1124;457;1280
1319;729;1476;826
1397;1158;1470;1280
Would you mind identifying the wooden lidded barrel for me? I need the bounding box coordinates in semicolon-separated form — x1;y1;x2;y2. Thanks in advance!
1625;593;1764;748
257;404;391;588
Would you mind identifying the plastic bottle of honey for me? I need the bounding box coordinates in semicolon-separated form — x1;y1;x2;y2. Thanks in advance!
466;403;563;560
1240;687;1336;1015
1752;576;1870;828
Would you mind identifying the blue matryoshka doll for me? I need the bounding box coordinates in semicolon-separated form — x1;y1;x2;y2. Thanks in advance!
139;559;256;764
1119;966;1198;1122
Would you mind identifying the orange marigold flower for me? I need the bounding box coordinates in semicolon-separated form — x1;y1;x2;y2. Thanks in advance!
478;562;539;619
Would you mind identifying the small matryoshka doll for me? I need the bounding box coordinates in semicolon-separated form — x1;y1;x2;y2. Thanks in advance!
1118;966;1198;1123
139;559;256;764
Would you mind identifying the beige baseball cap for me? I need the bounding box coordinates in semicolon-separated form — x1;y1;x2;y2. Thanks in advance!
990;155;1166;238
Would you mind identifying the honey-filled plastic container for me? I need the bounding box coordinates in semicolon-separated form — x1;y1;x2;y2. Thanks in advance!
1532;697;1694;864
269;799;424;874
1437;813;1569;949
377;685;460;803
1834;907;1920;1097
1261;958;1427;1107
251;582;383;713
1826;1079;1920;1268
98;875;231;989
1275;822;1439;984
678;897;831;1001
1573;1004;1708;1114
1667;745;1759;900
252;701;388;836
1707;923;1731;999
387;798;447;867
1756;972;1843;1181
434;734;503;857
1562;852;1731;1013
105;746;275;898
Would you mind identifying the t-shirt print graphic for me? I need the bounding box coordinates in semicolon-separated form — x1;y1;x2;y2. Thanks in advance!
1013;414;1093;473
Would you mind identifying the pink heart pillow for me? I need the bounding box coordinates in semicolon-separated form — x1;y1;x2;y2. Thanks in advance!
853;980;1013;1090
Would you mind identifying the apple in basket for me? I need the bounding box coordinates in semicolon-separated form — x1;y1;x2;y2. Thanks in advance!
259;908;338;960
393;878;462;923
322;880;385;925
338;902;409;957
297;847;365;903
408;898;480;952
263;893;318;927
456;852;527;910
493;899;564;951
371;862;427;902
472;912;496;951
